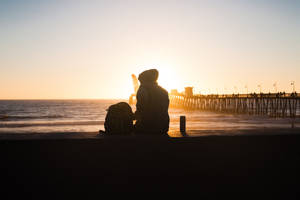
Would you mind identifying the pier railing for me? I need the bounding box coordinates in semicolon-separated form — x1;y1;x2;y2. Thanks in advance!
169;93;299;118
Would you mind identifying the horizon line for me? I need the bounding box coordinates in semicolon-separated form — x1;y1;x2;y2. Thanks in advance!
0;98;128;101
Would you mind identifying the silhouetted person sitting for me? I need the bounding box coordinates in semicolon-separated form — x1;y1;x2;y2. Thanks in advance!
134;69;169;135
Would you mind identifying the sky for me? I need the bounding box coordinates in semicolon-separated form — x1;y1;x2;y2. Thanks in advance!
0;0;299;99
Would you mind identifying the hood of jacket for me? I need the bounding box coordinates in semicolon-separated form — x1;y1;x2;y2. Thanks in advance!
138;69;159;84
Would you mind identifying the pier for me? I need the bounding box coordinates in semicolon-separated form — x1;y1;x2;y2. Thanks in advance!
169;92;299;118
130;87;300;118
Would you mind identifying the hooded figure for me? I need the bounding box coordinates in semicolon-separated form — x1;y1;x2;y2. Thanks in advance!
134;69;170;135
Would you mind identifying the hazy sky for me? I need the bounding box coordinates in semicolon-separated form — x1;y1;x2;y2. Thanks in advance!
0;0;299;99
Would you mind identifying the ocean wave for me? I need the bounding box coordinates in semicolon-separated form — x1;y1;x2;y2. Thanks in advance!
0;121;104;128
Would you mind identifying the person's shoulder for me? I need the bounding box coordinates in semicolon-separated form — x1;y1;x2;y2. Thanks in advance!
137;86;148;96
137;85;146;92
158;85;169;95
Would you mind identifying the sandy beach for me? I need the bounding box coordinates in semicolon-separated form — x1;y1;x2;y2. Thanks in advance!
1;132;300;195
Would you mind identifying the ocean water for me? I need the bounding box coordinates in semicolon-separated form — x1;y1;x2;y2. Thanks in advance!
0;100;299;138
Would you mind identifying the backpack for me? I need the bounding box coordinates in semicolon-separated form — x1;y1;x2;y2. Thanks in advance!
103;102;134;135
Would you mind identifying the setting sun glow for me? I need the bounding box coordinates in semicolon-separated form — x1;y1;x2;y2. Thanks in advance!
132;65;183;93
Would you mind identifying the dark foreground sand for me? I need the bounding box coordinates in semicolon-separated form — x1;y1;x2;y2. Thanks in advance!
1;134;300;195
